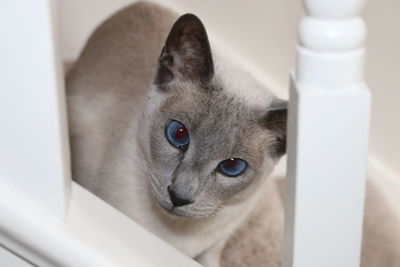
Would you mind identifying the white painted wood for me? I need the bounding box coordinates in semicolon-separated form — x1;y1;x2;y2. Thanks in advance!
0;182;200;267
299;18;366;51
283;0;370;266
304;0;364;18
0;246;33;267
0;0;70;220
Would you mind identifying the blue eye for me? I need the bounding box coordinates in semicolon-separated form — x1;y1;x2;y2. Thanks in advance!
165;120;190;149
218;158;247;177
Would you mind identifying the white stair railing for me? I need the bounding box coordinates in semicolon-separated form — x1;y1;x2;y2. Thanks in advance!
283;0;371;266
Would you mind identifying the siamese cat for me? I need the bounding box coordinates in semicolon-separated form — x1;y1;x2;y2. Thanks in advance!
67;2;287;266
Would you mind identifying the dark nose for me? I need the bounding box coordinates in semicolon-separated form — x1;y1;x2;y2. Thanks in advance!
168;186;193;207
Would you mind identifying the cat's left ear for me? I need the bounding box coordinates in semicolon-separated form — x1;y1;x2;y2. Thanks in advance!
260;99;288;158
154;14;214;87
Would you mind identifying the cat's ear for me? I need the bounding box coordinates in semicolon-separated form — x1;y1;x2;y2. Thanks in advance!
154;14;214;87
260;99;288;158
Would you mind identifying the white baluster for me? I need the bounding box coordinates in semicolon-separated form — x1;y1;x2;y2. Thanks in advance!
283;0;370;267
0;0;70;220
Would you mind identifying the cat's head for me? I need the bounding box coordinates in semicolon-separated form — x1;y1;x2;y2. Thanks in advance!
138;14;287;219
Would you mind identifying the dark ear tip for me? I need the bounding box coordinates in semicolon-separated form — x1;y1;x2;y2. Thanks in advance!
157;12;213;86
171;13;207;34
261;98;288;126
271;98;288;109
176;13;203;24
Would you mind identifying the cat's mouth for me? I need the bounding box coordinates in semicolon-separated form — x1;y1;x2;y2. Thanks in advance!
153;194;218;220
153;193;200;219
154;197;203;219
148;178;209;219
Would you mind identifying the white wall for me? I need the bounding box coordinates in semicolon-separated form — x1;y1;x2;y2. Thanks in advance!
58;0;303;91
58;0;400;178
363;0;400;176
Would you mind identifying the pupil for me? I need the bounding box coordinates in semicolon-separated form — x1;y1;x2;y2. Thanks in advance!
175;127;187;140
225;159;237;169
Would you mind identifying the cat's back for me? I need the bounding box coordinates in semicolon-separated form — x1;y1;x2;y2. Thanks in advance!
67;2;178;97
66;2;178;186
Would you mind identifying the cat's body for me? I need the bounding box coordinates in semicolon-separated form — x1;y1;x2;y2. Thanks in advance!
67;2;286;265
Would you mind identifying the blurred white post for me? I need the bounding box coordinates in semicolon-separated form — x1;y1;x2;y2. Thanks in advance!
0;0;70;220
283;0;370;267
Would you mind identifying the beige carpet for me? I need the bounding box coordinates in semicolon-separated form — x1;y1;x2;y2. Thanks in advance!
221;177;400;267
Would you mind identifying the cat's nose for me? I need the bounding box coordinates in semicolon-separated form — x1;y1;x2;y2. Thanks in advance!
168;186;193;207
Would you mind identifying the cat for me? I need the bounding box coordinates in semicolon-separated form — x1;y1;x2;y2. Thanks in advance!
66;2;287;266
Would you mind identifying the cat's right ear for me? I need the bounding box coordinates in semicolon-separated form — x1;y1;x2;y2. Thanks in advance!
154;14;214;88
259;99;288;158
